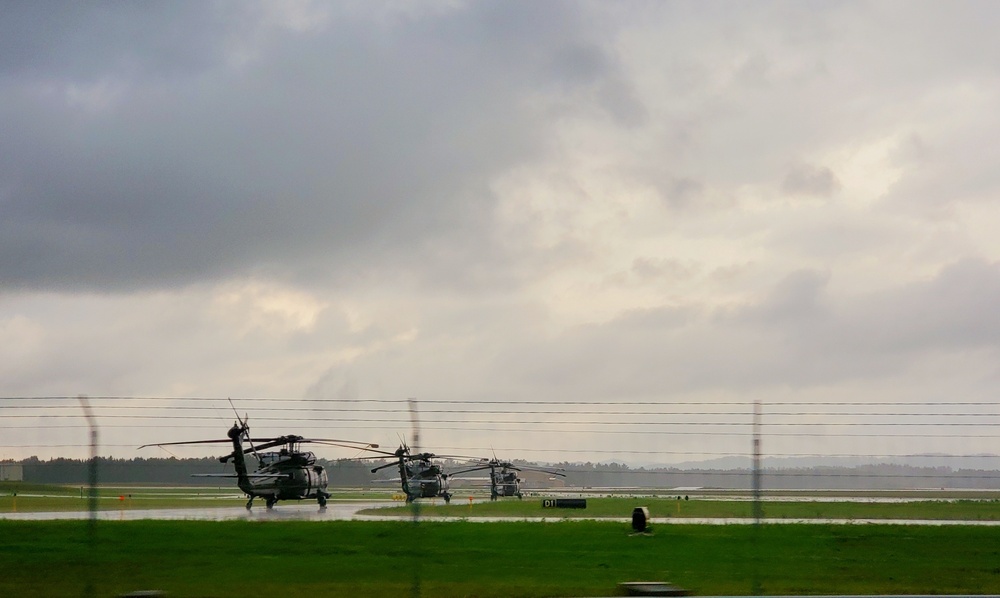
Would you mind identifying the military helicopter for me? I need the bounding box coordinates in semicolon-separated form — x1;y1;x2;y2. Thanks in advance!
366;443;472;504
139;412;377;510
453;456;566;500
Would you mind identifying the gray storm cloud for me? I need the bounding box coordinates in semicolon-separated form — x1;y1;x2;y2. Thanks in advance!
0;2;621;292
1;2;1000;462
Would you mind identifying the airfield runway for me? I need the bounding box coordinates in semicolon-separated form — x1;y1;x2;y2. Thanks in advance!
0;501;383;521
4;501;1000;525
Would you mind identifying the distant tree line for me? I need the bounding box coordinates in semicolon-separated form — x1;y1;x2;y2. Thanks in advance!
549;462;1000;490
15;456;374;487
14;456;1000;490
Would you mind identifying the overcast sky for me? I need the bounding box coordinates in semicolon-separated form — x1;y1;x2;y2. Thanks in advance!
2;1;1000;464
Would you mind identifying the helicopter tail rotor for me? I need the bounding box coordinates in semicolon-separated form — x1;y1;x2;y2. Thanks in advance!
228;399;260;461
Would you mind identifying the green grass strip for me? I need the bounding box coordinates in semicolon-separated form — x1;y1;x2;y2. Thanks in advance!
1;520;999;597
366;496;1000;520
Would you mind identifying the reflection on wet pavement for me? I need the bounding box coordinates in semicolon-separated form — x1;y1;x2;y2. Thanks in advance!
0;501;389;521
4;502;1000;526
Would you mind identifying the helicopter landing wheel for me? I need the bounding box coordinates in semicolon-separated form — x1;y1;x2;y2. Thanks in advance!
245;497;254;510
443;494;451;504
265;497;277;509
405;495;414;504
318;495;327;508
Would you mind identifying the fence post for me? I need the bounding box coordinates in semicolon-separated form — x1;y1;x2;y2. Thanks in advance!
751;400;762;596
80;396;99;598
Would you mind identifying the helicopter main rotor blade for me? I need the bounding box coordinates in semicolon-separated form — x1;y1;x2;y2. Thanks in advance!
370;461;400;473
401;452;481;461
352;444;411;458
138;439;232;449
448;465;490;476
247;438;293;452
306;441;381;451
422;454;485;463
516;465;567;477
301;438;379;447
236;435;378;453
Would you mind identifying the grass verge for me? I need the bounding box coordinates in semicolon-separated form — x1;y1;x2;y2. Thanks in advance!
363;495;1000;520
0;520;999;597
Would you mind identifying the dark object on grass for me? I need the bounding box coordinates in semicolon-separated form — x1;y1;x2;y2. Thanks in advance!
631;506;650;533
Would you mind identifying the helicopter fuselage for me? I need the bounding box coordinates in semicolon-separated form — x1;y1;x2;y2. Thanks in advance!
491;468;521;498
400;460;451;502
226;427;331;508
140;409;376;511
252;451;329;501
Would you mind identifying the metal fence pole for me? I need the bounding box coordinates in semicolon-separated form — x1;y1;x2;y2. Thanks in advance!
79;395;99;598
409;398;422;598
751;400;763;596
753;400;762;523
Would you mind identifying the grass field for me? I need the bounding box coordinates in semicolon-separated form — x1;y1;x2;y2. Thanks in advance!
1;519;999;597
364;496;1000;520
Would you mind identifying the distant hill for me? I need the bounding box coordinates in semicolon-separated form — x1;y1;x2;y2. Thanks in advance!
666;454;1000;471
543;459;1000;491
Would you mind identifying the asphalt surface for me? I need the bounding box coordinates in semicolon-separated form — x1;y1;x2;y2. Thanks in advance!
4;501;1000;525
0;501;385;521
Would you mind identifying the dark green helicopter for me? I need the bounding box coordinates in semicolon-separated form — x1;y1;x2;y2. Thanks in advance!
452;456;565;500
140;413;377;510
365;443;475;504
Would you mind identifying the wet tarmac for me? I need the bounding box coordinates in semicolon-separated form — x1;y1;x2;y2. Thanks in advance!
3;502;1000;526
0;501;388;521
